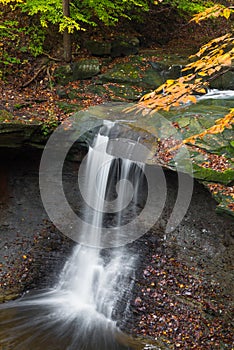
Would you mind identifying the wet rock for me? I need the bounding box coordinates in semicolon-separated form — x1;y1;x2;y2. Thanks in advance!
0;122;47;149
0;149;76;302
127;176;234;348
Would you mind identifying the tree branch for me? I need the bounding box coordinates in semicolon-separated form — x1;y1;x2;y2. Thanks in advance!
21;65;47;88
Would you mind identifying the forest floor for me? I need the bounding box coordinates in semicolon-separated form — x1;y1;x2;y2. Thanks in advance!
0;13;231;125
1;14;233;215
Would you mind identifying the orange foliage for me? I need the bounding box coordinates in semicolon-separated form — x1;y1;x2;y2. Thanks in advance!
190;4;233;23
126;34;233;115
168;109;234;152
182;109;234;146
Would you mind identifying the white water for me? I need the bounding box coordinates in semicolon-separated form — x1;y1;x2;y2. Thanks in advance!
197;89;234;100
55;125;138;321
0;122;144;350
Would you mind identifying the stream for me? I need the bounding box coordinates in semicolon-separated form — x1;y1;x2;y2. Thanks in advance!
0;90;233;349
0;122;148;349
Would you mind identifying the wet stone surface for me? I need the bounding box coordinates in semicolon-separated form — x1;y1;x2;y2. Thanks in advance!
124;171;234;349
0;147;233;349
0;148;75;302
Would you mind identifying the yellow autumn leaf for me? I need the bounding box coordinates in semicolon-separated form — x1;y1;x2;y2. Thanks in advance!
183;137;196;145
187;95;197;103
223;8;230;19
198;72;207;76
140;92;153;101
155;84;165;93
207;68;216;75
126;33;233;116
166;79;174;85
196;88;207;94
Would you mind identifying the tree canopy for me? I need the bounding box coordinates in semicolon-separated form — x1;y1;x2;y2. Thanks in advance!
129;33;234;114
125;2;233;151
1;0;231;64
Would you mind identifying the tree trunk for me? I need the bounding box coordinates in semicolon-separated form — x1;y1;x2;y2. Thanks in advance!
62;0;72;62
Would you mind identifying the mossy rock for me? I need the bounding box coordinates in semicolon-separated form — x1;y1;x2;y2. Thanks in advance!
54;64;73;85
85;84;109;97
196;97;234;109
54;59;100;85
63;82;147;102
177;116;190;128
0;109;15;122
99;62;142;84
99;60;163;88
183;103;231;118
56;101;82;113
191;128;234;156
72;59;100;80
203;182;234;217
111;37;139;57
0;122;48;148
192;164;234;185
104;83;147;101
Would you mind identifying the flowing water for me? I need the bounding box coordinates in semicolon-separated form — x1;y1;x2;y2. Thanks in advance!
0;122;146;350
1;89;233;350
197;88;234;100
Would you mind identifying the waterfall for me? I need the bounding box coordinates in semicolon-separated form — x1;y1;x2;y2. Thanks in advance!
55;122;140;322
0;122;146;350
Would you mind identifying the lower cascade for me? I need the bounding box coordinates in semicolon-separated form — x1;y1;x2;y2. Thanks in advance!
0;122;146;350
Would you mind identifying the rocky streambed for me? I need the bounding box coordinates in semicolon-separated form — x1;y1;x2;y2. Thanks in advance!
0;148;76;302
0;52;233;348
0;140;233;349
126;171;234;349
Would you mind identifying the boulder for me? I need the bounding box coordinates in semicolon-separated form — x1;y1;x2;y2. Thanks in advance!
163;64;184;80
54;59;100;85
210;70;234;90
0;122;46;148
72;59;100;80
54;64;73;85
85;40;111;56
98;57;163;89
111;37;140;57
